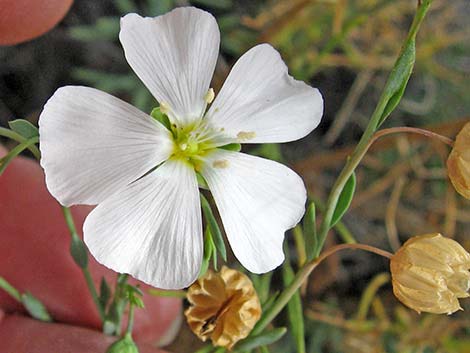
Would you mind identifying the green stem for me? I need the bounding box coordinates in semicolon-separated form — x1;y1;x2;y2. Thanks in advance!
314;0;432;257
126;304;135;335
61;206;105;320
0;136;39;174
0;127;41;159
0;277;21;302
252;243;392;335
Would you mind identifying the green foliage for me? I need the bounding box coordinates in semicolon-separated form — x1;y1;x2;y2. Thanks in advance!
150;106;171;130
106;334;139;353
99;277;112;310
330;172;356;228
303;202;318;261
282;255;306;353
199;228;214;277
70;233;89;269
8;119;39;139
219;143;241;152
200;194;227;262
21;292;53;322
235;327;287;351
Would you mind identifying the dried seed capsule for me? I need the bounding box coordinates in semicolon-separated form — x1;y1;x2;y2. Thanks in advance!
185;266;261;349
390;233;470;314
447;121;470;199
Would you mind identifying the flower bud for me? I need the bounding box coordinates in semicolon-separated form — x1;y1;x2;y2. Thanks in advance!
185;266;261;349
390;233;470;314
105;334;139;353
447;121;470;199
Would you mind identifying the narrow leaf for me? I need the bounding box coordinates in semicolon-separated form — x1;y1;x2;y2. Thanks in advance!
261;291;279;312
282;251;305;353
99;277;111;310
150;106;171;131
235;327;287;351
374;0;433;128
70;233;89;269
303;202;318;261
200;195;227;261
8;119;39;139
330;172;356;227
376;41;415;127
21;292;53;322
219;143;241;152
199;228;214;277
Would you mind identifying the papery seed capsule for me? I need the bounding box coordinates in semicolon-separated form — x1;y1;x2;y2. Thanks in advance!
185;266;261;349
447;121;470;199
390;233;470;314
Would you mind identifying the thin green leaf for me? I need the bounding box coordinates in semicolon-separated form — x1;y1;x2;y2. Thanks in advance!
282;251;305;353
303;202;317;261
199;228;214;277
8;119;39;139
235;327;287;351
261;291;279;312
374;0;433;128
150;106;171;130
70;233;88;269
257;272;273;304
219;143;241;152
196;172;209;189
376;42;415;127
201;194;227;261
330;172;356;227
21;292;53;322
99;277;112;310
0;136;39;175
0;276;21;302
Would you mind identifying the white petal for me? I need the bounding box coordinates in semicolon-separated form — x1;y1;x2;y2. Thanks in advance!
84;159;202;289
206;44;323;143
120;8;220;126
200;150;307;273
39;86;174;206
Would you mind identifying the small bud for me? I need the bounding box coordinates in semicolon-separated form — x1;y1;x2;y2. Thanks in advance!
106;334;139;353
447;121;470;199
204;88;215;104
390;233;470;314
185;266;261;349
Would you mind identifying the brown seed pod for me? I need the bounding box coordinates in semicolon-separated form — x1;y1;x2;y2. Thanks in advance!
185;266;261;349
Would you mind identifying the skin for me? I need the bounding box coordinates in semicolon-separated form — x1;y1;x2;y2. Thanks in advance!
0;0;74;45
0;145;181;346
0;312;168;353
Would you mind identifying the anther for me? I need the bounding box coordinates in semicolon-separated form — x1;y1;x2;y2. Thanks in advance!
204;88;215;104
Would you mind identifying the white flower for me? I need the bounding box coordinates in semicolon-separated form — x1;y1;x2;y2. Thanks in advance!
39;7;323;289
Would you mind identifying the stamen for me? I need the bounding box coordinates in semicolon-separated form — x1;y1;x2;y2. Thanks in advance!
160;101;171;114
237;131;256;141
204;88;215;104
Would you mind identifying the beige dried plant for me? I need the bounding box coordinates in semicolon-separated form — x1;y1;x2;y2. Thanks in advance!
390;233;470;314
185;266;261;349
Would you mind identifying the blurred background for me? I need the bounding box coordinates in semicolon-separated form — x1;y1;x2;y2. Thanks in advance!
1;0;469;352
